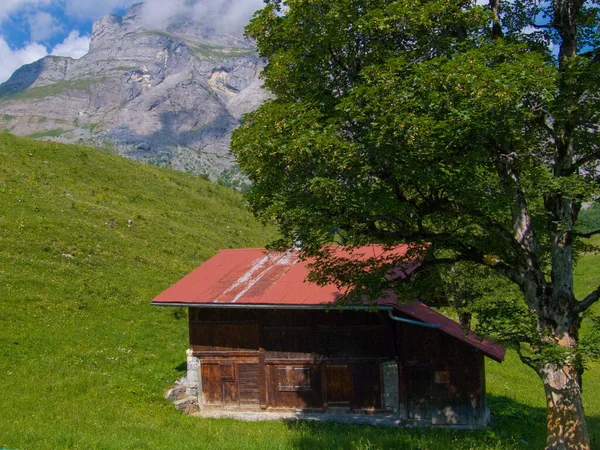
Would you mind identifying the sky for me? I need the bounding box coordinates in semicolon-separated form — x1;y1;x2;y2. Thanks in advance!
0;0;264;84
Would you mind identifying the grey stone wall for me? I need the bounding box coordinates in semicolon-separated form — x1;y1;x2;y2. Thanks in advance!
186;348;201;398
382;361;399;413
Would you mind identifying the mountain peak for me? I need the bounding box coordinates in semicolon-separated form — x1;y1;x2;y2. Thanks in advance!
90;13;124;51
123;2;144;20
0;0;267;181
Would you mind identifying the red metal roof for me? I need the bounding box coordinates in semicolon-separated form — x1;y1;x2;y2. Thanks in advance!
152;246;505;361
382;300;506;362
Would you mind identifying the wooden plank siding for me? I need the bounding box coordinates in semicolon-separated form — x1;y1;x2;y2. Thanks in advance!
190;307;486;424
396;321;486;425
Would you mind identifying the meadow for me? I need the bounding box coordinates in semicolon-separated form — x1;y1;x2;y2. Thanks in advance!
0;134;597;449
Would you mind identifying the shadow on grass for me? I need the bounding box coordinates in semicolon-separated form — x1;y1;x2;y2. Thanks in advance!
175;361;187;374
488;394;599;449
282;419;506;450
279;395;598;449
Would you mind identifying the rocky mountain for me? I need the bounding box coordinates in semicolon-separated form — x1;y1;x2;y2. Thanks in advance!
0;2;268;180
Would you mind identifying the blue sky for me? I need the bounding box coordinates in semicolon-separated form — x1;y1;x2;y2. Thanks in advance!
0;0;264;84
0;1;140;83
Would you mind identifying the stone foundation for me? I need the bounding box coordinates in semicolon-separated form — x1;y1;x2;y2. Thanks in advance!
382;361;399;413
186;349;200;397
163;349;201;414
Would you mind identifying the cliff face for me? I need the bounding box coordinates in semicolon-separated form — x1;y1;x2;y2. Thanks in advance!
0;3;268;179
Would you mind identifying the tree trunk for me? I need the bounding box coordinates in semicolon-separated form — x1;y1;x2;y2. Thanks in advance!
457;308;471;330
539;362;590;450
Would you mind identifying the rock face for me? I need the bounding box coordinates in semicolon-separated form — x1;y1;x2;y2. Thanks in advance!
0;3;268;180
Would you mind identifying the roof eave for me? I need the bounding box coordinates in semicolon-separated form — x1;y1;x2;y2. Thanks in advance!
151;302;394;311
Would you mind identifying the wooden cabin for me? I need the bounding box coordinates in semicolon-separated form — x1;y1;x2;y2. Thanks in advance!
152;246;505;427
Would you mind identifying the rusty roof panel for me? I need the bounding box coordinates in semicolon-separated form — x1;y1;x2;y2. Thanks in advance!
152;246;505;361
387;301;506;362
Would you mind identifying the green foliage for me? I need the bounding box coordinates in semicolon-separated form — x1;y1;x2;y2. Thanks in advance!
578;203;600;234
218;166;252;192
233;2;600;445
437;261;539;343
233;0;599;350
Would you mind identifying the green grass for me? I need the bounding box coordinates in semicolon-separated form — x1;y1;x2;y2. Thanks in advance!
142;30;178;39
0;133;598;449
79;122;100;134
0;78;105;102
188;42;256;59
109;66;139;72
140;30;255;59
25;128;67;139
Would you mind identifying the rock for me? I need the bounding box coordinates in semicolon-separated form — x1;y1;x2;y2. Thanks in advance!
164;384;187;401
136;142;151;151
90;14;123;52
0;2;269;180
173;396;199;414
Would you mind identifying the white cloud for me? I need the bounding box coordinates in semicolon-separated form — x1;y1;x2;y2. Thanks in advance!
50;31;90;59
0;0;52;23
140;0;264;33
0;35;47;83
63;0;136;21
0;30;90;84
0;0;137;26
0;0;261;84
28;11;63;41
138;0;187;29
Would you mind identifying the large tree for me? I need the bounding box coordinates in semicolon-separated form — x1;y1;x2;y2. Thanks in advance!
231;1;600;448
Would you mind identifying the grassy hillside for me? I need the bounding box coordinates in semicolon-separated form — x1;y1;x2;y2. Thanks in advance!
0;133;598;449
0;133;276;448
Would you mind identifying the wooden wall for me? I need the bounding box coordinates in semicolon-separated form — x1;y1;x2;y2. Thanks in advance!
188;307;486;425
396;320;486;425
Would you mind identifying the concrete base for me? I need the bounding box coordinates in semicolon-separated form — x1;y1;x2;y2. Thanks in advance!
191;409;487;430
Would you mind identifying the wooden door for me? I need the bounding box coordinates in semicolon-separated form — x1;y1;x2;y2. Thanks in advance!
201;363;222;405
351;363;382;410
325;365;353;407
201;362;261;408
220;363;238;405
238;364;260;406
404;364;433;420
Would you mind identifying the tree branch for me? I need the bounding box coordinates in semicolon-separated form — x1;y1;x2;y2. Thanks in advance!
367;222;457;242
574;229;600;239
389;255;473;284
515;342;537;370
567;151;600;174
574;285;600;314
529;22;555;29
490;0;504;39
493;144;539;255
371;209;527;286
